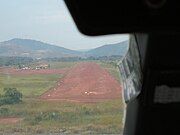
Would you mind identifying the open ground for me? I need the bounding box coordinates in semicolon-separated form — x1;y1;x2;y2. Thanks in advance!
39;62;121;102
0;61;123;134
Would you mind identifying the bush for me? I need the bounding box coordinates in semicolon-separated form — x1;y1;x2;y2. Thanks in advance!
0;108;9;116
0;88;23;106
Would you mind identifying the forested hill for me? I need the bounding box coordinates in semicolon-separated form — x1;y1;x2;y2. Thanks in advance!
0;38;128;58
84;41;128;57
0;38;81;58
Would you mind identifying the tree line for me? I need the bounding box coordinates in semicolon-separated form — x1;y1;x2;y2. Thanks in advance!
0;56;33;66
0;55;123;67
42;55;123;62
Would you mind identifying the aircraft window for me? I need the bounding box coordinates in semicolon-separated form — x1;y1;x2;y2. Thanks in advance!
0;0;129;134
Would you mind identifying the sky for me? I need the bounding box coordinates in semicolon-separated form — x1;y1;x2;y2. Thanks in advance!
0;0;129;50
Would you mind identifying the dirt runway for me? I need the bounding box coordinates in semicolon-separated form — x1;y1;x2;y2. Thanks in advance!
39;62;121;102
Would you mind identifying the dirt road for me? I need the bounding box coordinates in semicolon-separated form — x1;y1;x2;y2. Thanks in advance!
39;62;121;102
0;117;23;123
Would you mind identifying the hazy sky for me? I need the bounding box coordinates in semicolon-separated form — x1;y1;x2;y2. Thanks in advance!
0;0;128;50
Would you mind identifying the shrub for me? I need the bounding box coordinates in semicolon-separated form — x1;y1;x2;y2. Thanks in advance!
0;107;9;116
0;88;23;106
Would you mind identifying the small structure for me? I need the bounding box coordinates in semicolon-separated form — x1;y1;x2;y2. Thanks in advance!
35;64;49;70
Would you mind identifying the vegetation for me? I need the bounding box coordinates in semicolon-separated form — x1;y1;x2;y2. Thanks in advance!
0;38;128;59
43;57;83;62
0;88;23;106
0;61;124;134
43;55;122;62
0;57;33;66
0;74;62;98
84;41;128;57
0;37;127;134
0;38;80;58
47;61;77;69
0;99;123;134
84;55;122;61
96;60;121;81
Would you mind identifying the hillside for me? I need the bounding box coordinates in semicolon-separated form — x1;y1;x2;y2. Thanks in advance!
0;38;81;58
85;41;128;57
0;38;128;58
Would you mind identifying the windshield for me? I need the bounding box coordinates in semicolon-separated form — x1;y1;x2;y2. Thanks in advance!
0;0;129;134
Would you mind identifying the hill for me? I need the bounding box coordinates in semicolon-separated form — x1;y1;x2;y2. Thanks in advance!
0;38;81;58
0;38;128;59
85;41;128;57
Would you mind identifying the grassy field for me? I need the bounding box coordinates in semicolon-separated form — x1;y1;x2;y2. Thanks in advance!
0;61;124;134
95;60;121;81
0;99;123;134
48;61;77;69
0;74;63;98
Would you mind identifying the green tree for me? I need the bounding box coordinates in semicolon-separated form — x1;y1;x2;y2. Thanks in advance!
2;88;23;105
48;64;50;68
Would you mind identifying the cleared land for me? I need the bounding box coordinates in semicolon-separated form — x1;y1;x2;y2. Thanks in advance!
39;62;121;102
0;118;23;123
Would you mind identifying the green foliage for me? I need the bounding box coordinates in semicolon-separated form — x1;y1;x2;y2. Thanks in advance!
0;99;123;134
4;88;22;103
85;55;122;61
0;88;22;106
43;55;122;62
0;56;33;66
0;74;62;98
96;60;121;81
0;61;123;134
0;107;9;116
43;57;83;62
85;41;128;57
47;61;76;69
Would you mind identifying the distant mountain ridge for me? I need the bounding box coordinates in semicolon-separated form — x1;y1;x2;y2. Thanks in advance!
85;41;128;57
0;38;81;58
0;38;128;58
